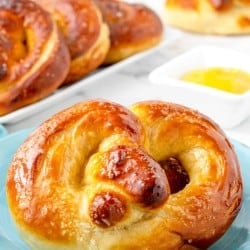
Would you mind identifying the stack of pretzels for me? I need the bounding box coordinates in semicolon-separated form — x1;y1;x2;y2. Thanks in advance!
6;99;243;249
0;0;163;115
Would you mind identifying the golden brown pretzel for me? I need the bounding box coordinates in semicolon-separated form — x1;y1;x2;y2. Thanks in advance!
6;99;242;249
165;0;250;34
94;0;163;64
33;0;110;84
0;0;70;116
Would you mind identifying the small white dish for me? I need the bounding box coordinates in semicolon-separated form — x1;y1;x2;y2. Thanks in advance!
149;46;250;129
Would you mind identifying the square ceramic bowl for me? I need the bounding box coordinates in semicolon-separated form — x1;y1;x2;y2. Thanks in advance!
149;46;250;129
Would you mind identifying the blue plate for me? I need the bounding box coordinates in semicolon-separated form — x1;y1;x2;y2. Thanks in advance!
0;124;8;138
0;129;249;249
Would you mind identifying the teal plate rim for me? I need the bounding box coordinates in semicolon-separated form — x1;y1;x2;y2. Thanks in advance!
0;128;249;250
0;124;8;138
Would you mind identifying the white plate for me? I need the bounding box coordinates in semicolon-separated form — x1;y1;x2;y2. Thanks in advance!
149;45;250;129
0;29;179;124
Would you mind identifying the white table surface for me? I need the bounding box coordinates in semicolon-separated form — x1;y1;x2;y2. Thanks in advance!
3;1;250;147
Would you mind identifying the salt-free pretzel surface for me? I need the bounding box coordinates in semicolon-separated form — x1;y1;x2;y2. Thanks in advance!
94;0;163;64
33;0;110;84
0;0;70;115
6;99;242;249
165;0;250;34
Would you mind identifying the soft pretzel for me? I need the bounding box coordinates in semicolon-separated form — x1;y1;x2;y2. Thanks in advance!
33;0;110;84
165;0;250;35
94;0;163;64
6;99;242;249
0;0;70;116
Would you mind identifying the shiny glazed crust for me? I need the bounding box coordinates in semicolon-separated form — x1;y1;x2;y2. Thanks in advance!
6;99;242;249
165;0;250;34
94;0;163;64
0;0;70;115
33;0;110;84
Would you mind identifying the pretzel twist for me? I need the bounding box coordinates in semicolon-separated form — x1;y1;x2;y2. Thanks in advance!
94;0;163;64
165;0;250;34
6;100;242;249
33;0;110;84
0;0;70;115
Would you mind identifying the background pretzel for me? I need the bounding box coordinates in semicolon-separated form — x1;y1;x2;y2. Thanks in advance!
6;99;242;249
33;0;110;84
165;0;250;34
0;0;70;115
94;0;164;64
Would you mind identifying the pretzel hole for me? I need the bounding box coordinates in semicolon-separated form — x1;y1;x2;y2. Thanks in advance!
24;27;37;52
160;157;190;194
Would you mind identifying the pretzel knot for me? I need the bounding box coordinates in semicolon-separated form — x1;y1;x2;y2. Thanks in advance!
94;0;163;64
32;0;110;84
0;0;70;115
6;100;242;249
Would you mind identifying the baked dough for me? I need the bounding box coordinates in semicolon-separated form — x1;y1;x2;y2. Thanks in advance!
165;0;250;34
6;99;242;249
33;0;110;84
0;0;70;115
95;0;164;64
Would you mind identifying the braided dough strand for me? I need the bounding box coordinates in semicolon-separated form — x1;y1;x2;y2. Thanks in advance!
6;99;242;249
0;0;70;115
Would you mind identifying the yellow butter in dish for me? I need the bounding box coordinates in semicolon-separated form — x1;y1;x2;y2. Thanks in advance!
182;67;250;94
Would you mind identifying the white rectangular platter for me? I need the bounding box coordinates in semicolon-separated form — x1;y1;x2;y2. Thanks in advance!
0;29;179;124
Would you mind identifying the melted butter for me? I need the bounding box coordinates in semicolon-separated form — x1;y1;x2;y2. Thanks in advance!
181;67;250;94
